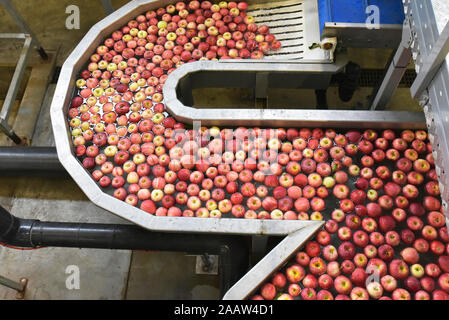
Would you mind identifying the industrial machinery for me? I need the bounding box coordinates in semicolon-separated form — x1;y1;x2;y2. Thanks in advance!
0;0;448;300
50;0;427;233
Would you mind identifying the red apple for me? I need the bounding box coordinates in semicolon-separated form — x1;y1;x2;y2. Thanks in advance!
438;256;449;273
309;257;326;276
400;247;420;265
420;276;435;292
366;202;382;218
316;289;333;300
322;245;338;261
379;215;396;232
305;241;321;258
350;287;369;300
300;288;316;300
438;273;449;293
367;281;383;299
401;229;416;245
286;264;305;283
261;283;276;300
271;272;287;289
302;274;318;289
338;241;356;260
288;283;301;297
353;230;369;248
296;252;310;267
430;240;445;255
334;275;352;295
426;263;442;278
392;288;411;300
389;259;409;280
414;238;430;253
378;244;395;262
367;258;387;277
381;275;397;292
351;268;367;287
369;231;385;247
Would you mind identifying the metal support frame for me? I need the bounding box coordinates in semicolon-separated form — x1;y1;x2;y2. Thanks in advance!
411;22;449;99
403;0;449;221
196;254;219;275
370;18;413;110
223;223;322;300
100;0;114;15
0;34;32;144
322;23;404;49
164;60;425;129
0;276;27;299
0;0;48;143
0;0;47;60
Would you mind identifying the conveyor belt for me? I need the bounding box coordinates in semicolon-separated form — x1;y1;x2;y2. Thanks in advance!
248;0;306;60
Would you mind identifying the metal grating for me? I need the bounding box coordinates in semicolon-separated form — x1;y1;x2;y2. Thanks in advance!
248;0;305;60
329;68;417;88
403;0;449;218
357;68;417;87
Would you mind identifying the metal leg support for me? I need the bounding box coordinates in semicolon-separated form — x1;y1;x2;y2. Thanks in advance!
315;89;328;109
0;275;28;299
100;0;114;15
0;1;48;143
370;18;413;110
0;0;47;59
0;119;23;145
251;235;268;266
0;34;32;145
411;22;449;99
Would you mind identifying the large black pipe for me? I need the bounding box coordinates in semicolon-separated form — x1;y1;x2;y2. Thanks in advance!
0;147;62;171
0;147;67;177
0;205;250;297
0;147;64;171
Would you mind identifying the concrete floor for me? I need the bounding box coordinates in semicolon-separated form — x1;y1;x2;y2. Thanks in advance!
0;0;422;300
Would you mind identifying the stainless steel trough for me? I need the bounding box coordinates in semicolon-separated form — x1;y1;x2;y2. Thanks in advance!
49;0;431;300
51;0;427;235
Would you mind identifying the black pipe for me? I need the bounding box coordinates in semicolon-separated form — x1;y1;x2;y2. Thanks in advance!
7;131;24;145
0;147;67;177
0;205;249;298
37;47;49;60
0;147;62;171
0;205;20;242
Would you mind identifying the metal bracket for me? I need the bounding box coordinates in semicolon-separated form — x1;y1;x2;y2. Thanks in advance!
418;90;430;108
223;222;323;300
195;254;219;275
370;18;413;110
255;72;269;109
411;22;449;99
0;276;28;299
404;0;449;222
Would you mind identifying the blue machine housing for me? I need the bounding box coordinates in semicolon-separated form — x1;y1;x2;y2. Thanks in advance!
318;0;405;36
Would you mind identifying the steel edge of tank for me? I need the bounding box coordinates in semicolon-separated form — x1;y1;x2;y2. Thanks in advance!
50;0;426;236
